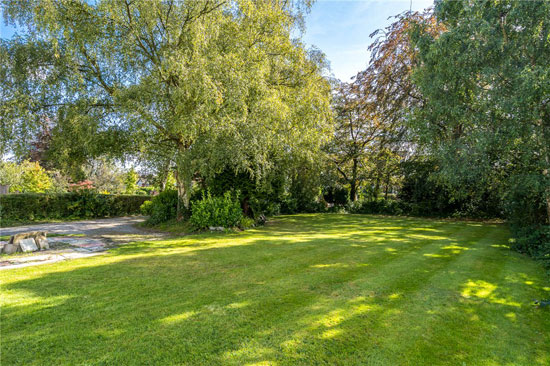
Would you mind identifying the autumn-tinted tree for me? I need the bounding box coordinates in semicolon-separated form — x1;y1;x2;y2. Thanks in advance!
328;81;383;201
328;11;440;201
357;10;442;151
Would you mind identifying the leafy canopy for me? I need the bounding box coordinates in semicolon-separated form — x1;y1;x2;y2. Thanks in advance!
1;0;333;207
411;0;550;224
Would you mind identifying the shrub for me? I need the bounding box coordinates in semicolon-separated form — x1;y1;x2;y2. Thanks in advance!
124;169;139;194
144;189;178;225
510;224;550;267
345;200;363;213
0;161;53;193
399;160;502;219
239;216;255;229
140;200;153;215
323;186;349;206
249;197;280;218
190;191;243;230
136;186;155;195
280;196;298;214
346;199;404;216
0;192;149;223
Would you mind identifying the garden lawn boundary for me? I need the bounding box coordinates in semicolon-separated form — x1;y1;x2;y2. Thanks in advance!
0;193;150;225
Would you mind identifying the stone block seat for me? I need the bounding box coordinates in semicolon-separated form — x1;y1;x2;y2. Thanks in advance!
1;231;49;254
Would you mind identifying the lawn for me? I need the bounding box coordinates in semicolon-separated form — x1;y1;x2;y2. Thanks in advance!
1;214;549;365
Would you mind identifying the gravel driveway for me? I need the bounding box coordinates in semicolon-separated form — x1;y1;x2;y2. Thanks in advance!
0;216;147;237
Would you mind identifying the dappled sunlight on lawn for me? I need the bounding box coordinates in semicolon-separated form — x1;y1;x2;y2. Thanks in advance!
0;214;548;365
461;280;522;308
159;311;197;324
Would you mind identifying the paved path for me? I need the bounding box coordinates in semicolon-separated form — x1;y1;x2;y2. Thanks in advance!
0;216;157;270
0;216;147;237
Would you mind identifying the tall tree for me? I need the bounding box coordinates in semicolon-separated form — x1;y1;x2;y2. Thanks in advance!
1;0;332;217
328;81;383;201
328;11;440;201
412;0;550;225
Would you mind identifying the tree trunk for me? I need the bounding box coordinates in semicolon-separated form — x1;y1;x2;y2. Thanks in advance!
545;185;550;225
350;157;358;201
159;162;170;192
373;177;380;201
350;180;357;202
541;118;550;224
544;165;550;225
174;169;190;221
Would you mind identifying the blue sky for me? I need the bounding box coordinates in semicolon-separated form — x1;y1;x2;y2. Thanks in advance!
303;0;433;81
0;0;433;81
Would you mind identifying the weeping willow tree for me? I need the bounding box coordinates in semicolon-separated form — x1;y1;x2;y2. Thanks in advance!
1;0;333;217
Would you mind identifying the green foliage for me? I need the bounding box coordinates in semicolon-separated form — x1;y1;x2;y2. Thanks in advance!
135;186;154;195
204;167;285;218
411;0;550;259
190;191;243;230
346;199;404;216
2;0;333;211
510;225;550;267
249;197;281;218
284;165;325;213
328;82;402;202
399;160;502;218
503;173;549;227
239;216;255;230
0;161;53;193
322;185;349;206
82;159;126;194
139;200;153;216
0;193;149;223
0;161;20;188
124;169;139;195
204;169;255;199
143;190;179;226
164;172;177;191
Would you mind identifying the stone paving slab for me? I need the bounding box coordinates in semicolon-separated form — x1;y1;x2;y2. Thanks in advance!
48;237;108;251
0;216;146;237
0;251;105;270
0;236;110;270
0;218;171;270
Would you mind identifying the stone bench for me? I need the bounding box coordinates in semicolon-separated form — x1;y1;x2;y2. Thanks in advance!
2;231;49;254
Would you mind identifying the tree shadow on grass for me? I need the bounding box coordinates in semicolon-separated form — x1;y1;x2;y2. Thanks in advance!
2;216;549;365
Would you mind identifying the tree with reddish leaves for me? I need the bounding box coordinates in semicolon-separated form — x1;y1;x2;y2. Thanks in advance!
328;10;442;201
327;81;383;202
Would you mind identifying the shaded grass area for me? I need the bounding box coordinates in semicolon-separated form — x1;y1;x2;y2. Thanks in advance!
1;214;549;365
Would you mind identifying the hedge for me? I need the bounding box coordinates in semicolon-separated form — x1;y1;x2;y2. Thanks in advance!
0;192;151;223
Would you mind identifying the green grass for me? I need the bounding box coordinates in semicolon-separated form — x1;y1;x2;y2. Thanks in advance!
1;214;549;365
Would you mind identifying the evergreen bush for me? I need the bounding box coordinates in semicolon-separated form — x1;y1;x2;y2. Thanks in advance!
142;189;178;225
190;191;243;230
0;192;149;224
